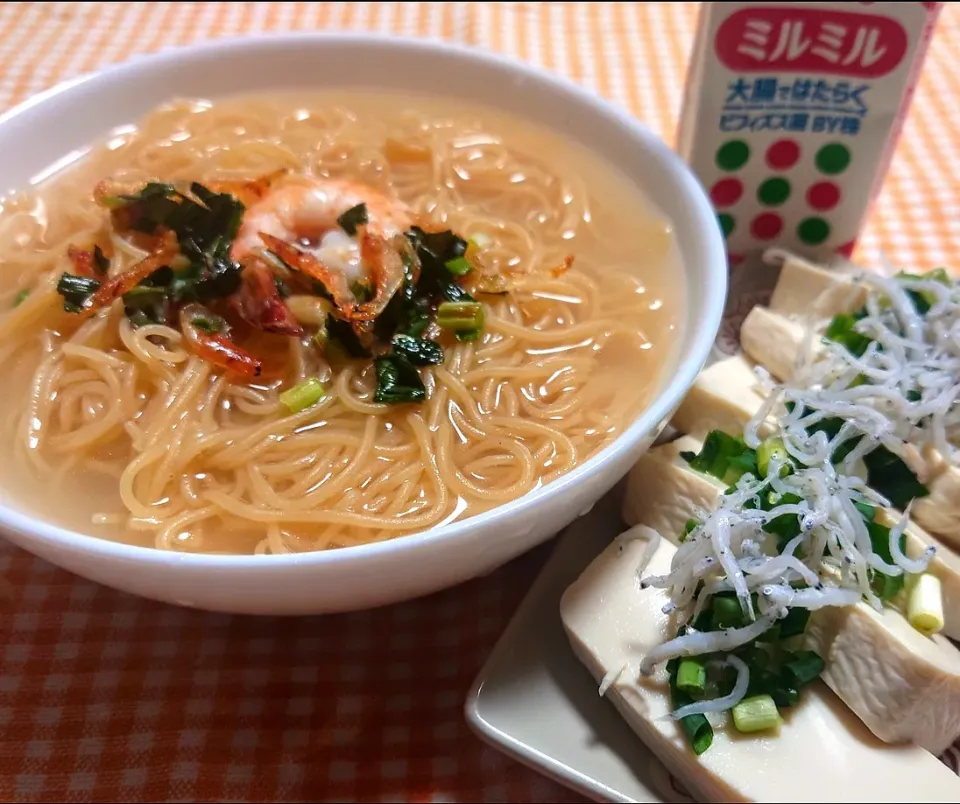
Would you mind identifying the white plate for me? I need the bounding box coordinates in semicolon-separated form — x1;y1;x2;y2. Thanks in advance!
464;484;694;804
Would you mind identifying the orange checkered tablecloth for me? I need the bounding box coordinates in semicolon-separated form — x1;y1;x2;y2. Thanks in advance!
2;3;960;802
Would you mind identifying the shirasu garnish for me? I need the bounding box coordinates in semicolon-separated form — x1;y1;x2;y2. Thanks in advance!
782;266;960;477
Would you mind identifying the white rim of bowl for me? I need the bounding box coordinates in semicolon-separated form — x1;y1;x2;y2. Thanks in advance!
0;32;727;568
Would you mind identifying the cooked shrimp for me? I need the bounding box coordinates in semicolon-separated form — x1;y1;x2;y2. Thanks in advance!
231;257;303;337
231;176;412;299
180;304;262;378
78;233;179;318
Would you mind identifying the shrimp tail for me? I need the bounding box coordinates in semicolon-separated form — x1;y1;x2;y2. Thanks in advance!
258;234;357;313
231;259;304;337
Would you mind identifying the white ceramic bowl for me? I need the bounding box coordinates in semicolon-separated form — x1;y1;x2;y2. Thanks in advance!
0;34;726;614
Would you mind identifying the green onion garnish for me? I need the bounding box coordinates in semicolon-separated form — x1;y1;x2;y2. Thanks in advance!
771;686;799;708
444;256;472;276
782;650;825;688
56;272;101;312
680;712;714;755
279;378;326;413
12;289;30;307
436;300;484;332
777;606;811;639
757;437;791;478
732;694;781;733
711;596;742;630
191;314;226;334
676;659;706;695
907;573;944;636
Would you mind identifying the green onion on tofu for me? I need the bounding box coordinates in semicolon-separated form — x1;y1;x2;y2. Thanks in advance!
676;659;706;695
732;695;781;733
907;573;945;636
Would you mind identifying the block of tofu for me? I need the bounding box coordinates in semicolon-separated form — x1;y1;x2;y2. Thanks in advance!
671;355;773;441
623;438;960;643
769;254;866;318
806;597;960;755
739;305;807;382
622;435;724;540
913;464;960;549
560;535;960;803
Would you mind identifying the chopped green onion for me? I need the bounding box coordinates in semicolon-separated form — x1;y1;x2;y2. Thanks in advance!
668;658;713;755
191;314;226;334
771;686;800;708
676;659;706;695
777;606;811;639
391;334;444;366
680;430;758;485
782;650;825;688
337;203;368;236
824;311;872;357
680;712;714;755
679;518;699;543
907;573;944;636
455;328;482;343
56;273;101;313
712;596;742;630
757;437;790;478
279;378;326;413
373;354;426;404
12;289;29;307
123;285;168;307
732;694;781;733
444;256;472;276
436;300;484;332
312;328;328;350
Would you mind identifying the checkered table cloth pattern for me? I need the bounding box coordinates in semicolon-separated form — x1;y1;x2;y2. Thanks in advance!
1;3;959;802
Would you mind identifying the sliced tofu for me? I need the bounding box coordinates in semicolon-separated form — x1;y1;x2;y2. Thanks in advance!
739;305;808;382
622;436;724;540
623;436;960;641
769;254;866;318
806;597;960;755
560;535;960;803
913;464;960;548
671;355;773;441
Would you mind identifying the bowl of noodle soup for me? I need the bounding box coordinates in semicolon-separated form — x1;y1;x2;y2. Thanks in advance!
0;35;725;614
